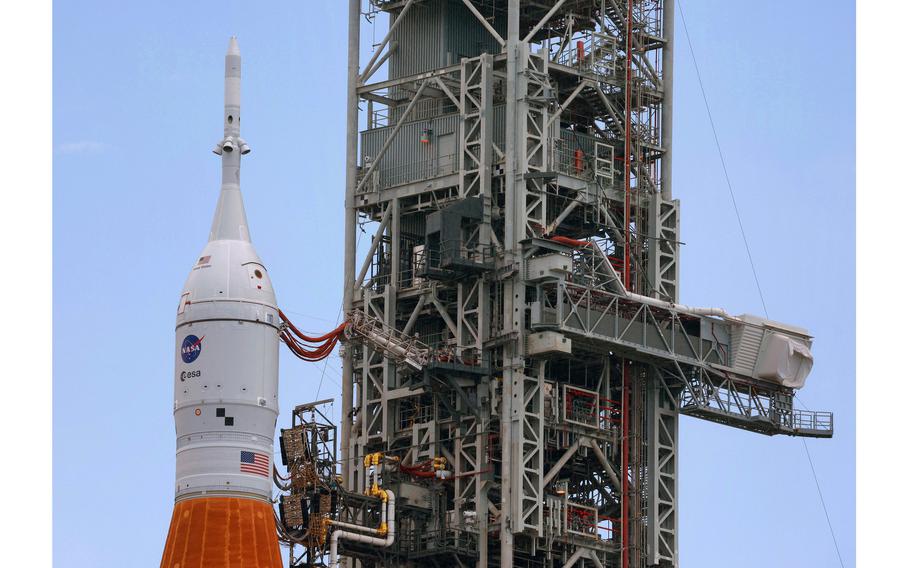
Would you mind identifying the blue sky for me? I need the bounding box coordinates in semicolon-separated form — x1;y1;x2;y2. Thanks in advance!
53;1;854;566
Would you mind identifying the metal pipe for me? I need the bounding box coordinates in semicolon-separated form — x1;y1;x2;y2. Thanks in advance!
431;296;459;337
542;436;583;486
545;198;579;234
402;293;427;336
329;491;396;568
621;359;630;568
588;438;623;496
522;0;568;43
592;84;626;143
623;0;633;293
476;377;491;568
546;80;589;130
433;77;462;112
460;0;506;46
330;520;380;535
624;290;731;319
560;237;730;317
342;0;360;498
354;205;392;288
362;41;399;84
553;14;574;62
360;0;416;81
500;3;520;567
389;198;401;312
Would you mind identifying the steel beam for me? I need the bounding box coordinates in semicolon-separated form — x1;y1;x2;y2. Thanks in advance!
460;0;505;47
500;3;521;565
354;205;392;288
542;436;583;486
355;80;430;194
341;0;360;498
522;0;568;43
359;0;416;82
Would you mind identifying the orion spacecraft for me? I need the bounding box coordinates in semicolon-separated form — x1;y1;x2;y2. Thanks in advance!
160;37;283;568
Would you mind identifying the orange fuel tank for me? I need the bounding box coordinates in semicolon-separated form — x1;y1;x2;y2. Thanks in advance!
160;497;282;568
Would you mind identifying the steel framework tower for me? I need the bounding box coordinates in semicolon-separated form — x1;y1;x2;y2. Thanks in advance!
331;2;833;567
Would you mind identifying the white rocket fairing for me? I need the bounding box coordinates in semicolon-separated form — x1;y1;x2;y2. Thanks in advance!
161;37;282;568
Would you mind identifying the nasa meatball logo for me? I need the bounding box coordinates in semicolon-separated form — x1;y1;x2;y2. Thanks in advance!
181;334;204;364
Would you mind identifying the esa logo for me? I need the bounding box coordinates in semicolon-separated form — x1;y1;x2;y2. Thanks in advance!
180;370;201;382
181;335;204;364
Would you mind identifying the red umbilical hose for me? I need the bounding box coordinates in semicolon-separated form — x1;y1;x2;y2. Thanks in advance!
549;235;592;248
278;309;347;342
277;310;347;362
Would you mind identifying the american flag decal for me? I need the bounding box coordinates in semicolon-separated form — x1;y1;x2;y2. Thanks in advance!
240;450;269;477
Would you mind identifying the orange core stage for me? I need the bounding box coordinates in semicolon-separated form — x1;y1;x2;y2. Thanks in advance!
160;497;282;568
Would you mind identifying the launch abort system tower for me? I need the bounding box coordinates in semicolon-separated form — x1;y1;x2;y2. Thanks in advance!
334;2;832;567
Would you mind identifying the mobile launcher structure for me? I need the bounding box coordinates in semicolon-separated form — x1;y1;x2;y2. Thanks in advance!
278;1;834;567
162;2;835;568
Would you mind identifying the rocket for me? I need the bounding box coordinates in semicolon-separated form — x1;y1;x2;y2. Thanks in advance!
160;37;283;568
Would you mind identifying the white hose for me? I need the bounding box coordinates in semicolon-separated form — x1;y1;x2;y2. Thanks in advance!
624;291;733;320
329;490;396;568
581;238;734;320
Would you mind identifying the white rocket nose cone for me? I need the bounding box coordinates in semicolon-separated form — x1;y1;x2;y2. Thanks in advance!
227;36;240;56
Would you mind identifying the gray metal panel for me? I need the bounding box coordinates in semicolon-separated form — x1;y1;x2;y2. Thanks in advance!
389;0;504;80
362;113;461;189
442;0;504;65
389;1;444;80
491;104;506;149
362;104;597;189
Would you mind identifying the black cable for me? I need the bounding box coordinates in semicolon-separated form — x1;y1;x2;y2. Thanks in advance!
800;437;846;568
678;2;845;564
794;395;847;568
677;1;768;318
316;229;365;399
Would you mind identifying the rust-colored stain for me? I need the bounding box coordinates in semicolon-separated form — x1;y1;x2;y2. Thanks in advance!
160;497;282;568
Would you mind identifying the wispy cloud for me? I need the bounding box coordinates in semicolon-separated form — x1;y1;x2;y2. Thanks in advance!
56;141;109;155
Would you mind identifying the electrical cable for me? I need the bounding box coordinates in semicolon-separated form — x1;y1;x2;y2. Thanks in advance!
677;0;768;317
794;395;847;568
800;437;846;568
278;310;346;362
280;310;347;343
317;226;366;400
678;3;844;565
316;303;345;400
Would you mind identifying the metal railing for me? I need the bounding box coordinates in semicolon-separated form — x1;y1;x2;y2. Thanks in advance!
677;368;834;438
562;384;621;431
786;408;834;434
550;138;615;184
368;97;458;129
552;144;594;180
550;32;618;79
414;240;497;275
395;528;478;558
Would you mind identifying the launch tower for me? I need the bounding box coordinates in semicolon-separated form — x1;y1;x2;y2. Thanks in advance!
302;2;836;567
